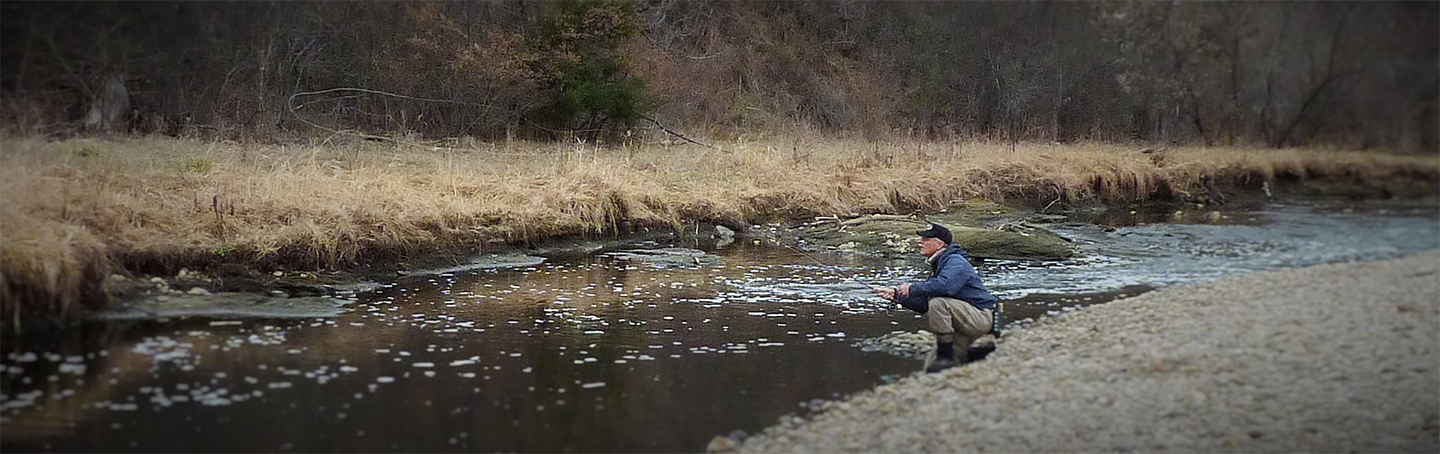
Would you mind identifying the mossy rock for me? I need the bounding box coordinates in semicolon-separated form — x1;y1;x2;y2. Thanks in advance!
949;225;1075;261
929;201;1024;228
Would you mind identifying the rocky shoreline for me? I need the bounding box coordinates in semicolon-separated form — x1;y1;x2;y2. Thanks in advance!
734;250;1440;453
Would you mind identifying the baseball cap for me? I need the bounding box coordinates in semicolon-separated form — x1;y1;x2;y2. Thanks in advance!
915;223;952;245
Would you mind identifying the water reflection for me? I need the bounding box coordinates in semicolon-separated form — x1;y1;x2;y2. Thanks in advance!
3;250;919;452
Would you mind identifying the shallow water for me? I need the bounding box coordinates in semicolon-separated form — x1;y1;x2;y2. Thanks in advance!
993;197;1440;300
2;197;1436;452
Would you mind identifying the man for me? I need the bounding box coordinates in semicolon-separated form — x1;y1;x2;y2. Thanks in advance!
874;223;998;373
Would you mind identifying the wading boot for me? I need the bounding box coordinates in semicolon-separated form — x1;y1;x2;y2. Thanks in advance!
925;342;960;373
965;342;997;363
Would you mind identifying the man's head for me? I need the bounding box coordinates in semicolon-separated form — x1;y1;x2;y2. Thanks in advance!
915;223;952;257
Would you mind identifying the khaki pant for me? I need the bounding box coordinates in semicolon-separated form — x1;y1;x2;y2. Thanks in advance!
925;297;993;349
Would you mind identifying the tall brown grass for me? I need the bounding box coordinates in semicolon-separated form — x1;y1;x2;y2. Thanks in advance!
2;135;1436;321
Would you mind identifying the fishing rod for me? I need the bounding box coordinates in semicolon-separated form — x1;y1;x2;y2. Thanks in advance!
779;212;931;292
781;244;886;292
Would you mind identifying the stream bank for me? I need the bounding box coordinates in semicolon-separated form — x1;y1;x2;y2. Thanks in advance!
29;188;1424;332
62;199;1081;330
94;183;1429;325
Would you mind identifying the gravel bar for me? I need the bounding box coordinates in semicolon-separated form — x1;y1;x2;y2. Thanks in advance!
739;250;1440;453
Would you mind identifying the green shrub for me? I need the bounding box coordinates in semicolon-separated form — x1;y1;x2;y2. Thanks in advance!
529;1;646;139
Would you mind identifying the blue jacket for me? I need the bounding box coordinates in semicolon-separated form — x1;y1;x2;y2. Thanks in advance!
898;244;997;314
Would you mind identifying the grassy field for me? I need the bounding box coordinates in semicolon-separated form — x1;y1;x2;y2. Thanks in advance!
2;135;1436;320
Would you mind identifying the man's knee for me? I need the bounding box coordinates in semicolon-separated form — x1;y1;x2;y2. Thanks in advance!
924;305;956;335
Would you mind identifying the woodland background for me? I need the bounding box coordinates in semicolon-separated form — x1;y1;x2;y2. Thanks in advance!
2;1;1436;149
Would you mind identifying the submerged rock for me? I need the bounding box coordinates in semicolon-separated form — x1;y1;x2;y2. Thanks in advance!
410;253;547;276
94;293;351;320
601;247;720;267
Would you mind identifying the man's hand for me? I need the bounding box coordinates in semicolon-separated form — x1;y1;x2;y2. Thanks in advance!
897;283;911;298
873;287;897;302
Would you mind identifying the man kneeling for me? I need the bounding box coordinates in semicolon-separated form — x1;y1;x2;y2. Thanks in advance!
875;223;998;373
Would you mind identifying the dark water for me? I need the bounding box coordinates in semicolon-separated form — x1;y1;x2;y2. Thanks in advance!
3;197;1437;452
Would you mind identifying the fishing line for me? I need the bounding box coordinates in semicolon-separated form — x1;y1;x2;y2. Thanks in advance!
781;244;888;293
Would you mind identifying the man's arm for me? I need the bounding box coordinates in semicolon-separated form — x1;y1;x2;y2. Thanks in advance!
904;268;963;300
876;286;930;314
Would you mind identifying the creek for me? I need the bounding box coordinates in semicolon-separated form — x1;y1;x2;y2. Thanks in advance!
2;197;1436;452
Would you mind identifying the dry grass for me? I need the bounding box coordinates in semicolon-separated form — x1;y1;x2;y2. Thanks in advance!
2;135;1436;320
